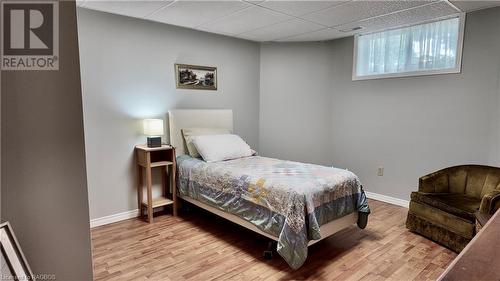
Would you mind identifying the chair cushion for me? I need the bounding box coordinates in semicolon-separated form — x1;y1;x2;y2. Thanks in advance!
411;192;481;222
409;200;476;239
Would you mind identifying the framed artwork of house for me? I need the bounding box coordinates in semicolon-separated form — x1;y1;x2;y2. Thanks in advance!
175;64;217;90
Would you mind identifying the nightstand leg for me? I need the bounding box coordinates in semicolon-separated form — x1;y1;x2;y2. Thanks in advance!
162;166;167;215
146;167;153;223
161;167;168;197
172;157;178;217
137;165;143;218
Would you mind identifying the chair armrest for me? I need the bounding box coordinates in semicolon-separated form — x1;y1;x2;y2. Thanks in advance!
419;170;449;193
479;190;500;215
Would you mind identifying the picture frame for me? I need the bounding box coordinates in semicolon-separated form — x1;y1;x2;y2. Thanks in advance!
175;64;217;90
0;222;34;281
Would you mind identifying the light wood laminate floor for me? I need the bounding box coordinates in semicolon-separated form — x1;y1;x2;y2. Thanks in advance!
91;200;456;280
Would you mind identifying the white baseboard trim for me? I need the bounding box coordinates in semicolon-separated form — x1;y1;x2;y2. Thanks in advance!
90;209;139;228
365;191;409;208
90;192;408;228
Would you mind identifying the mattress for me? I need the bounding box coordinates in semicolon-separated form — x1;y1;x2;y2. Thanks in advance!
176;155;370;269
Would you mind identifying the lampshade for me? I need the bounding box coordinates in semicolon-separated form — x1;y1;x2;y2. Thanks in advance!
143;119;164;136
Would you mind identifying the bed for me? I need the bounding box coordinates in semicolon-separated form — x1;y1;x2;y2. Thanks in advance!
168;109;370;269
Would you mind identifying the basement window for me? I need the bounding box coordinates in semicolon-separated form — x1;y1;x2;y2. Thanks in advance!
353;15;465;80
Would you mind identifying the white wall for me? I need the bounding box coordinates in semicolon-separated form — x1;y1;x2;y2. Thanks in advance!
77;8;260;220
260;7;500;201
259;43;333;165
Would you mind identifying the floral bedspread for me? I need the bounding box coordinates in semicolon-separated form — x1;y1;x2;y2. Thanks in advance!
176;155;370;269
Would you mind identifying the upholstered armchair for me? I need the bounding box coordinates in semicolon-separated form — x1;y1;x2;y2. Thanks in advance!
406;165;500;253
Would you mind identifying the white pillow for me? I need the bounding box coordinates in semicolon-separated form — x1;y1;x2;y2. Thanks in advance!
192;134;253;162
182;128;231;158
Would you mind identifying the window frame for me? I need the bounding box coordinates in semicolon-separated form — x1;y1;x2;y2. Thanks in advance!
352;13;466;81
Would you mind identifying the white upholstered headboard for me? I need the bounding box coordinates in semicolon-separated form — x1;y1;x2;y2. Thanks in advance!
168;109;233;155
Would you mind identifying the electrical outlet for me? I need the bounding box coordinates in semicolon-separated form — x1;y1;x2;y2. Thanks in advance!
377;167;384;176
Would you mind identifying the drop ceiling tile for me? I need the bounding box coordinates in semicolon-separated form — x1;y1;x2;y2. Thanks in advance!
276;27;348;41
238;18;324;41
338;1;460;34
450;0;500;12
82;0;173;18
302;0;437;27
199;6;293;35
258;0;349;17
243;0;266;3
147;0;251;28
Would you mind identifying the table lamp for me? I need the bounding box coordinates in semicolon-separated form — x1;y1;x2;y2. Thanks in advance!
143;119;164;148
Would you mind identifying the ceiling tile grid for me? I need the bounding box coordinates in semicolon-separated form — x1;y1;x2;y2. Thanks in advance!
80;0;174;18
336;1;461;35
78;0;500;42
238;18;325;41
147;0;251;28
257;0;349;17
301;0;438;28
277;27;348;42
197;5;293;35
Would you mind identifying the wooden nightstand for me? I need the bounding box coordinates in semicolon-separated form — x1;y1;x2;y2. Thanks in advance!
135;144;177;223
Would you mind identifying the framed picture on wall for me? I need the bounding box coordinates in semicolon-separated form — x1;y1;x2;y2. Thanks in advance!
0;222;34;281
175;64;217;90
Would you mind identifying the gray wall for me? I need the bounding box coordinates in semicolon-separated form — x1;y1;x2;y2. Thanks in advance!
496;50;500;166
80;6;500;221
259;43;333;165
260;7;500;201
77;8;261;220
1;2;93;280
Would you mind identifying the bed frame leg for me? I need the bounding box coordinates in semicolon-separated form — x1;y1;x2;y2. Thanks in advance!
180;201;191;213
357;212;368;229
263;240;277;260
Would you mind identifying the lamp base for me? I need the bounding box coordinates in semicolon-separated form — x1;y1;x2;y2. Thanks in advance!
147;137;162;148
